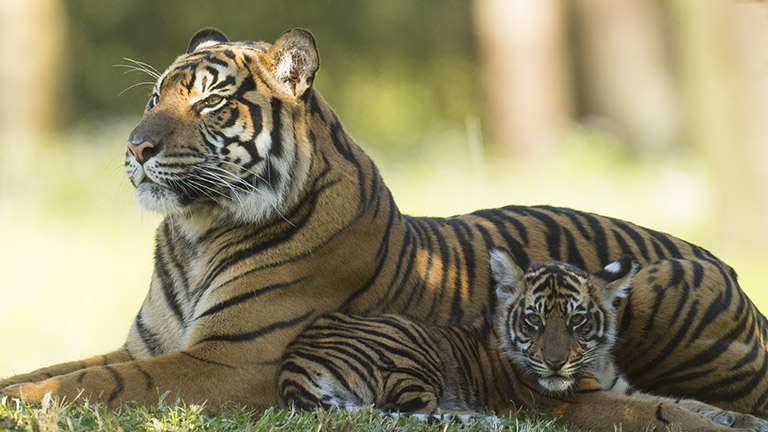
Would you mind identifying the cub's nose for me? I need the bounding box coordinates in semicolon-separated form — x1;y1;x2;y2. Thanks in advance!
544;357;567;372
127;137;157;163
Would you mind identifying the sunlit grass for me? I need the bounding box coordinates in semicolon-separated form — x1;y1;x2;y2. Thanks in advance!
1;121;766;384
0;395;573;432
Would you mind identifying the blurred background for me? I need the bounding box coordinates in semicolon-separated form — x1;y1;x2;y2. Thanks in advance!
1;0;767;378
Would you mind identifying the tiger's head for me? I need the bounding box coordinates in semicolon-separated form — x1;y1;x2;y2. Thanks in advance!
489;250;636;393
125;28;319;229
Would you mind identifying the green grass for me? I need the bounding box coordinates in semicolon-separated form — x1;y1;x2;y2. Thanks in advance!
0;395;573;432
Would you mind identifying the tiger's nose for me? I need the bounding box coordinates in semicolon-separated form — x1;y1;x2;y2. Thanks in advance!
544;357;567;372
127;138;156;163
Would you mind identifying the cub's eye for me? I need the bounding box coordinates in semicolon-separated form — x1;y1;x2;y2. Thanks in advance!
203;95;224;107
148;93;159;109
569;314;586;328
524;314;542;328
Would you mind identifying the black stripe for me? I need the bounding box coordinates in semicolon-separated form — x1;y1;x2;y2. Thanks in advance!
520;207;563;261
153;245;185;324
131;363;155;392
341;198;397;309
269;98;283;158
447;218;477;302
657;310;749;383
329;117;368;212
211;75;235;91
644;228;683;259
202;309;315;343
474;224;498;313
612;219;651;262
559;207;593;242
687;291;724;344
563;229;587;269
162;222;191;300
104;365;125;405
194;182;320;291
180;351;238;369
655;404;670;424
473;212;529;269
492;207;530;246
378;221;417;309
195;276;309;320
135;311;162;356
640;299;700;375
204;66;220;90
582;212;610;266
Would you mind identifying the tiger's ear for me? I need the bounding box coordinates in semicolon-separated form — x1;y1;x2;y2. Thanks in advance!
489;248;524;304
592;254;637;302
187;28;229;54
265;28;319;99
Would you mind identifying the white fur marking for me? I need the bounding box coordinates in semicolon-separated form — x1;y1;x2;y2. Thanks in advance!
254;129;272;158
603;260;622;274
193;40;223;52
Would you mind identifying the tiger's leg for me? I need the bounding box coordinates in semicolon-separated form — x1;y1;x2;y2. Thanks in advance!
0;348;131;389
523;380;753;432
613;258;768;416
1;345;278;408
605;370;768;430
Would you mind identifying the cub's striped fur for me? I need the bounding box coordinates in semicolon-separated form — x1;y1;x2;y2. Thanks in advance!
279;252;768;431
1;28;766;419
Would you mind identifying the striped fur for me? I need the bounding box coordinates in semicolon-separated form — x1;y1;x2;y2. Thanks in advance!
1;28;766;420
279;253;768;430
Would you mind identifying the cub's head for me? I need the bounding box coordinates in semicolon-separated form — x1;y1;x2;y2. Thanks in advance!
489;249;636;392
125;28;319;227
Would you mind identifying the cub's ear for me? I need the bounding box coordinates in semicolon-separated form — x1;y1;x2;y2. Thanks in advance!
265;28;319;99
489;248;524;304
187;28;229;54
592;254;637;302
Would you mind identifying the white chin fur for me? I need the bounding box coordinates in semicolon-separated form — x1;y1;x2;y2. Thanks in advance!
135;182;181;214
538;376;574;392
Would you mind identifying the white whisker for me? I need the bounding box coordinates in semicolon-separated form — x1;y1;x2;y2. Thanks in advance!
119;81;156;96
116;58;161;79
197;158;296;228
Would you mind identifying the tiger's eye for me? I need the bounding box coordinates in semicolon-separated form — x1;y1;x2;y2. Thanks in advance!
569;314;586;327
525;314;541;328
148;93;159;109
204;95;224;106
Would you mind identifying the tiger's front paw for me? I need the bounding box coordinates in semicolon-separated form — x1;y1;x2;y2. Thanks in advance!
0;384;23;399
1;379;61;402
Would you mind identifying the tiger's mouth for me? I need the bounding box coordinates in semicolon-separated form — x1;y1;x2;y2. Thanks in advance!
537;375;575;392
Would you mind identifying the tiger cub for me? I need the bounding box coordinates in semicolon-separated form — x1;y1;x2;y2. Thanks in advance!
279;250;768;431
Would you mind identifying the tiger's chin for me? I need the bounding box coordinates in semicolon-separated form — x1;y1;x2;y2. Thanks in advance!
135;182;183;214
538;376;575;393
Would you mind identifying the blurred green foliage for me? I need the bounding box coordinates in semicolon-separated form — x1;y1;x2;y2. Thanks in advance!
64;0;481;155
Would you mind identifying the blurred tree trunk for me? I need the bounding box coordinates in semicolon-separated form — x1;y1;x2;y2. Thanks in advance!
473;0;573;159
670;0;768;248
0;0;67;157
572;0;679;151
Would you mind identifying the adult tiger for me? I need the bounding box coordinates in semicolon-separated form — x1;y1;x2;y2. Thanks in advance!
1;28;766;418
278;252;768;430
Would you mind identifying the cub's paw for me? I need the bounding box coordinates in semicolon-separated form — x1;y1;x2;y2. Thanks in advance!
730;413;768;432
708;409;768;432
